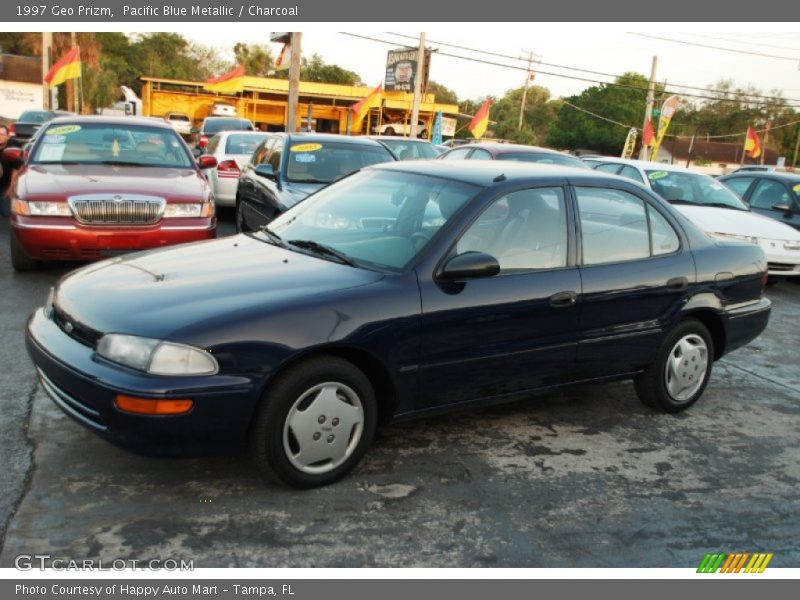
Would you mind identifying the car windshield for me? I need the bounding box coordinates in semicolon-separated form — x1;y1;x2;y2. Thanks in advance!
204;119;253;134
225;133;268;155
18;111;53;123
30;122;194;168
378;139;439;160
793;182;800;201
645;170;749;210
285;141;394;184
168;114;190;122
266;169;480;271
497;152;590;169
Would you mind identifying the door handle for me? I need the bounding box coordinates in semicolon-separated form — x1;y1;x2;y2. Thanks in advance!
666;276;689;291
549;291;578;308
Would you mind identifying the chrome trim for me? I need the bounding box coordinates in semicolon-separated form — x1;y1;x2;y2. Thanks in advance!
68;193;166;225
160;224;215;230
13;222;77;230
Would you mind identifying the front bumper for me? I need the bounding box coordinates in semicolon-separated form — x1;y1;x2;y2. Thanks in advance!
720;297;772;357
26;308;261;456
11;216;216;262
758;239;800;277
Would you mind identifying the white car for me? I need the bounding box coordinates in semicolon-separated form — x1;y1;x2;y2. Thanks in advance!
372;120;427;139
204;131;270;207
588;158;800;278
163;111;192;137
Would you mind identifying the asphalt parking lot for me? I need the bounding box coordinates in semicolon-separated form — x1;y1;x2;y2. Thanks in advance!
0;210;798;568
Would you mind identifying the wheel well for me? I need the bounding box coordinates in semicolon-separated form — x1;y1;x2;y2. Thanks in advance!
684;310;725;360
268;347;397;425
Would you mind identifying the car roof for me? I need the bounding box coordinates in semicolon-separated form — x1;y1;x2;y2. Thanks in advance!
44;115;174;130
368;159;620;187
721;171;800;182
368;136;433;144
458;142;566;155
587;157;710;174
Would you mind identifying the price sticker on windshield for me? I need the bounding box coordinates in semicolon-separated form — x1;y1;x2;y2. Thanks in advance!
290;143;323;152
794;184;800;193
45;125;81;136
295;153;316;163
648;171;669;180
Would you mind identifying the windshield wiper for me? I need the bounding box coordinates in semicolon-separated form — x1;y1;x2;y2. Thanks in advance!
288;239;356;266
96;160;157;167
289;178;329;184
257;226;287;248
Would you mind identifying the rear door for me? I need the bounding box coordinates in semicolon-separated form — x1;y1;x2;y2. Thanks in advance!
573;185;693;377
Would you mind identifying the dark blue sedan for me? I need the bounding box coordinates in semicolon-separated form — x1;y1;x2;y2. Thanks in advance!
27;161;771;488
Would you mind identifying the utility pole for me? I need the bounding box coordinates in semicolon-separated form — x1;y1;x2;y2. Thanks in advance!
639;56;658;161
793;125;800;168
518;50;537;131
286;32;302;133
42;32;52;110
409;32;426;140
70;32;80;113
761;118;771;165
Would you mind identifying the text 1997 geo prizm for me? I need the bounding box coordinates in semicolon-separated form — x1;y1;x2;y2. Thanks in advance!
26;161;771;488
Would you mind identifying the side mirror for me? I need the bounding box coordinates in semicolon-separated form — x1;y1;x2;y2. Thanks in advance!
197;155;217;170
255;164;277;180
772;203;792;214
190;127;199;134
3;146;24;169
192;146;204;158
438;251;500;281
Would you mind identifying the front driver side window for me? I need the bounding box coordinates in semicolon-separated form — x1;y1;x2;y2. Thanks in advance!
455;187;568;272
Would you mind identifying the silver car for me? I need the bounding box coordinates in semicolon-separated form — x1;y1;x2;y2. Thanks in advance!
204;131;270;207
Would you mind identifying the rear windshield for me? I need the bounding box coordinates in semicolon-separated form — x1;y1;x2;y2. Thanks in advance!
203;119;253;134
286;141;394;184
497;152;589;169
168;114;190;122
377;139;439;160
30;122;193;168
225;133;268;155
18;111;53;124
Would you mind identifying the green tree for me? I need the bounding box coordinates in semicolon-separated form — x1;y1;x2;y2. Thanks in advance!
426;80;458;105
274;53;363;85
546;72;656;154
233;43;273;77
490;85;559;145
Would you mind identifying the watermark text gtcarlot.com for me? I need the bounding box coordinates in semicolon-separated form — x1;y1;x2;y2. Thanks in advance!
14;554;194;571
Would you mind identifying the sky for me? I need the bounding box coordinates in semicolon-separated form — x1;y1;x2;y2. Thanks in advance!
187;25;800;107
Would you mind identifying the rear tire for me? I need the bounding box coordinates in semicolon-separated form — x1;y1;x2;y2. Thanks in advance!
10;232;41;272
249;357;377;488
634;319;714;413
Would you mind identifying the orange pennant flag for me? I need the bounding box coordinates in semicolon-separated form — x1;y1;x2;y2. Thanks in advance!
468;100;492;139
44;46;81;87
745;126;762;159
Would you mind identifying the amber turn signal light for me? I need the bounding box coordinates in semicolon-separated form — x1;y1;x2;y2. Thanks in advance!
114;395;193;415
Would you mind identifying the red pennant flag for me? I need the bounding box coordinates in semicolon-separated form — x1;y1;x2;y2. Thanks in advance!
350;83;382;123
205;65;246;93
642;118;655;147
468;100;492;139
44;46;81;86
745;126;762;159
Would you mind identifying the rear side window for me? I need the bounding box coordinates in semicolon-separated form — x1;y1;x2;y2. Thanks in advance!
225;133;267;155
749;179;791;210
441;147;472;160
595;163;622;174
576;187;681;264
619;165;644;183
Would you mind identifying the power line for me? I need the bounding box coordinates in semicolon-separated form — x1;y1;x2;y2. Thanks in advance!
342;32;800;108
383;31;800;106
627;33;800;62
693;33;800;52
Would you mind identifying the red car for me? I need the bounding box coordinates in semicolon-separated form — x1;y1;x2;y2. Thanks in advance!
5;116;218;271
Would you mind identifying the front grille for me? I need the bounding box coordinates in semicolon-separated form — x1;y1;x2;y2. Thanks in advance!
68;194;165;225
52;303;103;348
768;262;799;273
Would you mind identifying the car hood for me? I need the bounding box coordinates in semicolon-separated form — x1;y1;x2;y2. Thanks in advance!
22;164;206;201
54;234;383;340
675;205;800;241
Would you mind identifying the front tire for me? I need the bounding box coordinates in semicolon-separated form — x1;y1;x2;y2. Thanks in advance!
10;232;41;272
249;357;377;488
634;319;713;413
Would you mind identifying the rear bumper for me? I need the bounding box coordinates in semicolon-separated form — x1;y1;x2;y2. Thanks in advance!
11;216;215;261
720;297;771;357
26;308;261;456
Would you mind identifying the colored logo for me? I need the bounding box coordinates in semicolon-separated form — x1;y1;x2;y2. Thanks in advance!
697;552;773;573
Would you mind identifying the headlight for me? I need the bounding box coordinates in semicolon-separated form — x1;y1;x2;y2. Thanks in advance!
784;241;800;251
16;200;72;216
163;203;203;218
707;232;758;245
96;334;218;375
